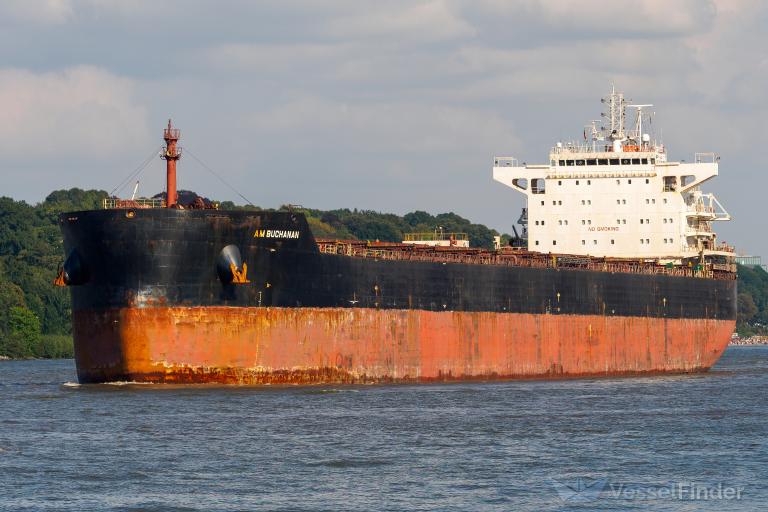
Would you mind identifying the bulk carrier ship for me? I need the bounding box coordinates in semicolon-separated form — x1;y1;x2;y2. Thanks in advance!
57;88;737;384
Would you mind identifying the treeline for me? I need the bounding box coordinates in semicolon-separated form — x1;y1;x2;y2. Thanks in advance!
736;264;768;337
0;189;108;358
0;188;507;358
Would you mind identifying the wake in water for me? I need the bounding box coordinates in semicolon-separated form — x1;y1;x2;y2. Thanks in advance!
60;380;154;389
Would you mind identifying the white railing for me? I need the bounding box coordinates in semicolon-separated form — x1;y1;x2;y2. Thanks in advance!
686;203;715;215
695;152;717;163
493;156;518;167
103;198;166;209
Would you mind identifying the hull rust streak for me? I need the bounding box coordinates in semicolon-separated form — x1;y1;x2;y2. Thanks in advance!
73;307;733;384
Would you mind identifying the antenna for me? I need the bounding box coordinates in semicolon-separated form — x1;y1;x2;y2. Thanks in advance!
603;85;626;140
584;120;603;151
627;104;653;143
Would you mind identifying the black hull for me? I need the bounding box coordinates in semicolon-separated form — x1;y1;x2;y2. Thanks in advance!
60;209;736;320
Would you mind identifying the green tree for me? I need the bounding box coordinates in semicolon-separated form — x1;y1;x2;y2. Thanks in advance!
736;264;768;336
738;293;757;326
1;306;40;358
0;278;26;337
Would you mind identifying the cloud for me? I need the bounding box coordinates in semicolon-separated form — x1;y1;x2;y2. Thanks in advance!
469;0;715;38
245;95;521;158
325;1;475;42
0;66;149;160
0;0;765;255
0;0;74;26
205;42;352;75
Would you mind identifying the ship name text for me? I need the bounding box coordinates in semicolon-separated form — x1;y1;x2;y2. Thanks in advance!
253;229;301;239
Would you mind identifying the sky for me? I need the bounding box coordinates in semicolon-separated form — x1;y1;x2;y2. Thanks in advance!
0;0;765;257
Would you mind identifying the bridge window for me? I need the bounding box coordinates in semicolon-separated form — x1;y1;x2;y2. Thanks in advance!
566;160;575;166
576;159;585;166
610;159;620;165
632;158;640;164
598;159;608;165
587;159;597;165
642;158;648;164
559;160;565;166
621;158;631;165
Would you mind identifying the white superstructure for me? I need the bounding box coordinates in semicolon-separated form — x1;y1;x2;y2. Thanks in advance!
402;231;470;248
493;87;731;260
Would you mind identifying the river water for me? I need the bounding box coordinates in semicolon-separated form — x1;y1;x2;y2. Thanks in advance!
0;346;766;511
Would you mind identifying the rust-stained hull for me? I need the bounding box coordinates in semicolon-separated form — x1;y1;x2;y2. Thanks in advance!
73;307;734;384
60;209;736;385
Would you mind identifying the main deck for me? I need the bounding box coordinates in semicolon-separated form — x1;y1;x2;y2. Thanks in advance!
316;239;736;281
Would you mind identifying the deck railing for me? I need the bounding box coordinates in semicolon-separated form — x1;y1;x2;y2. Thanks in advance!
403;233;468;242
103;198;166;209
315;240;736;280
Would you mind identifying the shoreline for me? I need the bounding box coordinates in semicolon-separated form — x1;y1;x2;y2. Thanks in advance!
730;336;768;346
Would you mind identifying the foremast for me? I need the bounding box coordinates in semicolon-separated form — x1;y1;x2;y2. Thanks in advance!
162;120;182;208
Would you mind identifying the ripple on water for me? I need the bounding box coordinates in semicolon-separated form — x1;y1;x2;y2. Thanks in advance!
0;350;765;511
